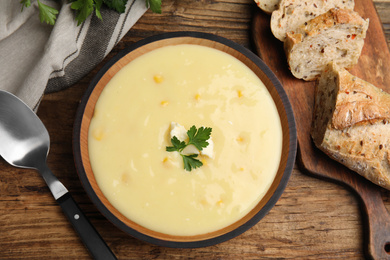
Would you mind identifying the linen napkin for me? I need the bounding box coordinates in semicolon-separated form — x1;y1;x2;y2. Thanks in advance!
0;0;147;110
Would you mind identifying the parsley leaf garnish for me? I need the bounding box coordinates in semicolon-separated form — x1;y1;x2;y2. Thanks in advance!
103;0;128;13
20;0;31;11
94;0;103;20
71;0;94;26
37;0;59;25
166;125;212;171
21;0;162;26
166;136;187;152
146;0;162;14
182;154;203;172
187;125;212;151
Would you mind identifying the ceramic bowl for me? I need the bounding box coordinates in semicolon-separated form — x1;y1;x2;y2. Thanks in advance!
73;31;297;248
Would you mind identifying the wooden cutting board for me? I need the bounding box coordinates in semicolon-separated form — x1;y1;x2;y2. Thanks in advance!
252;1;390;259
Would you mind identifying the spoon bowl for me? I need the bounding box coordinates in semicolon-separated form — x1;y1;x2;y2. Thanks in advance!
0;92;49;170
0;90;116;260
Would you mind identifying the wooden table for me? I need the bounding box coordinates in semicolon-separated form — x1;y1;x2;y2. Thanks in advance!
1;0;390;259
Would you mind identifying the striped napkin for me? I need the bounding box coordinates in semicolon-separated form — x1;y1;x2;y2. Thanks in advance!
0;0;147;110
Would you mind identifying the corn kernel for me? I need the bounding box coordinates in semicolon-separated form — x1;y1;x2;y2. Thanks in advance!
201;159;208;166
121;172;130;184
237;90;243;98
236;136;244;142
195;93;201;101
160;100;169;107
153;74;164;83
163;156;174;165
217;199;223;206
92;128;104;141
239;167;245;171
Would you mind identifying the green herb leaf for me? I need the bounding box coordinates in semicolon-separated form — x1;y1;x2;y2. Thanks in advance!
37;0;59;25
146;0;162;13
71;0;94;26
187;125;212;151
182;154;203;171
166;125;212;171
94;0;103;20
103;0;128;13
20;0;31;11
166;136;187;152
21;0;162;26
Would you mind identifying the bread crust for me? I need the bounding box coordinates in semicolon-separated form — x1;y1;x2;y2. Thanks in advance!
294;8;367;37
311;63;390;190
271;0;354;42
254;0;280;14
284;8;369;81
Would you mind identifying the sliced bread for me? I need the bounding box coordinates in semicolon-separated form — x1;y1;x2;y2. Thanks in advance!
271;0;355;42
254;0;280;14
311;63;390;190
284;8;369;81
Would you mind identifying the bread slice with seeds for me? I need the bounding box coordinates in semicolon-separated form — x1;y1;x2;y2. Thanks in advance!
271;0;354;42
254;0;280;14
311;63;390;190
284;8;369;81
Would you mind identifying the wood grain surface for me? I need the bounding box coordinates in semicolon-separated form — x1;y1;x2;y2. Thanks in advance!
1;0;390;259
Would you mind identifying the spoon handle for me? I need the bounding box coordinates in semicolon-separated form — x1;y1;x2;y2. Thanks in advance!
57;193;117;260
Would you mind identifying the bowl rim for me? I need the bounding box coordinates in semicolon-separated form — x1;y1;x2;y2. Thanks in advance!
73;31;297;248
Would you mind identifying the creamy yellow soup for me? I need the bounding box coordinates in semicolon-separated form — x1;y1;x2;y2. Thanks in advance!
88;44;282;236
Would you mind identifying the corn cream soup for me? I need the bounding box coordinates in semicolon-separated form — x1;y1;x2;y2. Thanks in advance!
88;44;282;236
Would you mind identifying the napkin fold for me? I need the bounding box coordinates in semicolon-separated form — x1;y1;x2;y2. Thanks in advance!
0;0;147;110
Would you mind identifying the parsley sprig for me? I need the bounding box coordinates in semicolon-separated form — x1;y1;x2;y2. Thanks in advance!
20;0;162;26
166;125;212;171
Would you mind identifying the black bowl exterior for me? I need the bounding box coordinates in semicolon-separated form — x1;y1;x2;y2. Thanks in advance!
73;31;297;248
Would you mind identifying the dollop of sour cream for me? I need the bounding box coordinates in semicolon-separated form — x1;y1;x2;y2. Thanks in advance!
170;122;214;159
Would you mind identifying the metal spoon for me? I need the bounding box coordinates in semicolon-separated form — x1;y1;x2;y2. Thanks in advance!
0;90;116;260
